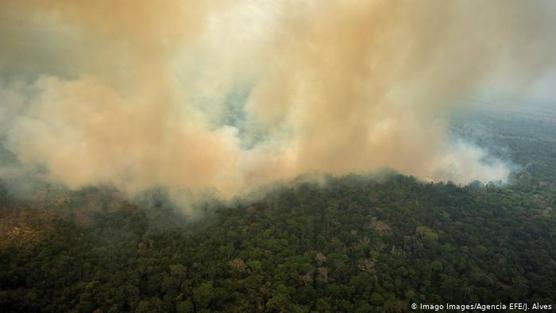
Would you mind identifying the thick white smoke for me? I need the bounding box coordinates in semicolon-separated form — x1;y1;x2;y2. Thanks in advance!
1;0;555;198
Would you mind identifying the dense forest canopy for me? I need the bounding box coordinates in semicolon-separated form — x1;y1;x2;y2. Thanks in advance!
1;109;555;312
2;1;556;312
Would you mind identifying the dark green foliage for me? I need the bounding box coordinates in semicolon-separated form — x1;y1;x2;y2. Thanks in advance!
1;172;555;312
1;111;555;312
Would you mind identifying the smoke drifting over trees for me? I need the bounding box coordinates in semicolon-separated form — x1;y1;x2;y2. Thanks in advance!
1;0;555;198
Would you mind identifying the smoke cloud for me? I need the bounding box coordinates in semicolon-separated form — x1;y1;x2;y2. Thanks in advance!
1;0;555;198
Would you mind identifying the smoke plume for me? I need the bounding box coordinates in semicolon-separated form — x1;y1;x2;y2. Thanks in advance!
1;0;555;198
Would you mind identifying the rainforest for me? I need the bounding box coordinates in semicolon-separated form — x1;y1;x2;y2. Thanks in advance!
1;1;556;312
